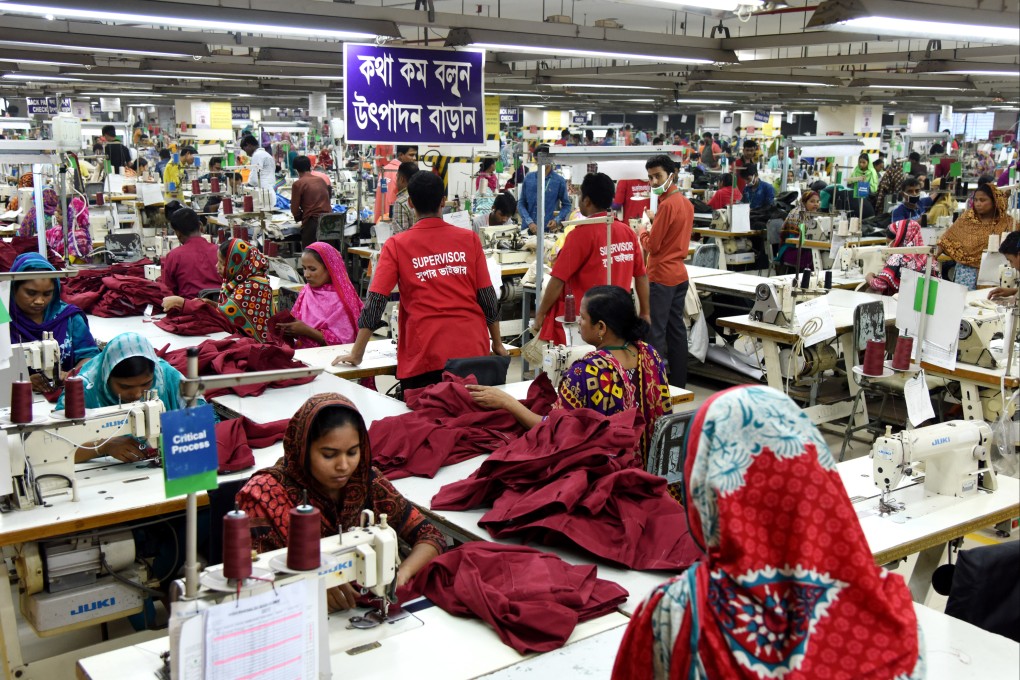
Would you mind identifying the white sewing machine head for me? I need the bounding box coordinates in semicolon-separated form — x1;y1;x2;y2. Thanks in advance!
957;313;1005;369
749;281;794;328
5;338;62;394
709;209;730;231
838;245;891;277
542;343;595;387
871;421;997;512
479;224;522;249
2;397;164;510
999;263;1018;289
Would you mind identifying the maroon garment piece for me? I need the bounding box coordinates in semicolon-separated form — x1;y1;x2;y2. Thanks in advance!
433;408;701;572
397;542;628;654
215;416;289;473
0;237;64;271
368;372;557;480
266;309;298;347
60;261;159;317
156;335;315;398
155;298;236;335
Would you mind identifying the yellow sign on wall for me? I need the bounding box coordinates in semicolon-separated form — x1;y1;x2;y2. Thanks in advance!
484;95;500;139
210;102;232;130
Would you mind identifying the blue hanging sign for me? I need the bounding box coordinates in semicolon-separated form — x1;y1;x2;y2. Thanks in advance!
161;403;219;497
344;43;485;145
232;105;251;119
499;107;519;124
855;181;870;199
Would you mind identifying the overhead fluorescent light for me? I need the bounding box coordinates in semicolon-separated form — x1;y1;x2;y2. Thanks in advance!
72;73;228;81
605;0;764;11
914;61;1020;77
851;78;976;91
626;98;657;102
2;72;80;81
675;98;732;104
470;42;713;65
0;2;384;40
0;40;193;58
0;56;85;66
808;0;1020;45
864;84;972;91
635;110;656;113
552;83;657;90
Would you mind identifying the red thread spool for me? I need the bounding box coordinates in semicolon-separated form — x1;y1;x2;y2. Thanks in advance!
265;241;279;257
892;336;914;371
563;289;576;323
222;509;253;581
10;381;32;423
287;504;321;571
862;339;886;376
242;195;254;213
211;177;220;193
191;179;200;194
222;196;233;215
63;377;85;419
95;192;105;206
232;226;248;240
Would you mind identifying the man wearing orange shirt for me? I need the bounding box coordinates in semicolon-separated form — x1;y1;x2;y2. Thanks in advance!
373;145;417;222
638;155;694;387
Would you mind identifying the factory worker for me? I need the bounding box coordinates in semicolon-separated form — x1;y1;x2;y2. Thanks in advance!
236;393;445;611
988;230;1020;300
612;385;924;680
518;144;571;234
8;253;100;392
471;191;517;230
889;177;933;226
159;208;221;299
56;333;191;463
335;171;505;394
866;219;940;295
937;183;1017;290
277;242;362;347
240;134;277;209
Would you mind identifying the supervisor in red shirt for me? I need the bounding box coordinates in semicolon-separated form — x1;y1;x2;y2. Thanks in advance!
613;178;651;225
160;207;222;299
535;172;649;345
707;173;742;210
337;171;506;392
638;154;694;387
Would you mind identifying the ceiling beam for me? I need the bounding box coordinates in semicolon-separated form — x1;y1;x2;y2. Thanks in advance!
0;26;208;57
729;44;1020;70
721;31;884;50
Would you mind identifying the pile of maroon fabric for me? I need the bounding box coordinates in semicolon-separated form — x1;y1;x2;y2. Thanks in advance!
155;298;235;335
0;237;65;271
215;416;289;473
61;260;170;317
368;372;557;480
156;335;315;398
398;542;628;654
432;408;702;572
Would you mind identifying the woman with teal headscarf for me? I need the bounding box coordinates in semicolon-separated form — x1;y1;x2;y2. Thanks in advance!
847;152;879;193
8;252;99;392
56;332;194;462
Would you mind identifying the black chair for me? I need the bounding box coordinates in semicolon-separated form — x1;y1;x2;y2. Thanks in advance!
941;542;1020;642
443;355;511;386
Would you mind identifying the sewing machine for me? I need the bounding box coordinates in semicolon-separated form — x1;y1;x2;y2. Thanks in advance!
9;338;61;390
2;398;164;510
167;509;400;678
709;209;730;231
749;281;795;327
871;420;997;513
957;313;1005;369
479;224;532;265
1000;264;1018;289
542;343;596;386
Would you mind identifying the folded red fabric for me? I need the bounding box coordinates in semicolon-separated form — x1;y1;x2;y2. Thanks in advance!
157;335;315;398
266;309;298;347
398;542;628;654
368;372;557;480
215;416;289;473
59;261;166;317
0;237;64;271
432;408;701;572
155;298;236;335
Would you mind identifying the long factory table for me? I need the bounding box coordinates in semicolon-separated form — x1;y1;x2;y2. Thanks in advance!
294;340;522;381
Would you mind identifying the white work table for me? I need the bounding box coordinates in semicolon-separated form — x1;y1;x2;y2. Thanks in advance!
294;341;520;381
87;313;230;351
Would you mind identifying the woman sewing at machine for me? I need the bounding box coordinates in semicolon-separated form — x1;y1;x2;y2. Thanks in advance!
8;253;100;392
925;183;957;225
235;393;446;611
56;332;192;463
937;183;1017;290
467;285;671;471
987;230;1020;300
777;190;820;270
847;152;879;193
612;385;923;680
275;242;361;348
865;218;940;295
162;238;275;342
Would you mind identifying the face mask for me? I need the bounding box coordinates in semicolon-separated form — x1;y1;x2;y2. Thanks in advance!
650;174;674;196
905;194;919;206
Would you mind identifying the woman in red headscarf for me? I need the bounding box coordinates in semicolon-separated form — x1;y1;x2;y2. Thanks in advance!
276;242;362;347
613;385;923;680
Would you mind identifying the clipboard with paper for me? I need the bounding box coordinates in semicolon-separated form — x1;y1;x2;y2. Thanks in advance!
896;268;967;371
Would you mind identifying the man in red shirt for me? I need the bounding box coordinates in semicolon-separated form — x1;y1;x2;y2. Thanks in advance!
613;177;651;225
337;171;507;393
291;156;332;248
373;145;417;222
707;173;742;210
159;207;221;300
534;172;649;345
639;155;694;387
733;140;758;191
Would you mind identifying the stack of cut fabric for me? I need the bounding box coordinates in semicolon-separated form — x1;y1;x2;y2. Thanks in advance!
155;298;236;335
0;237;66;271
369;373;557;479
60;260;170;317
215;416;289;473
433;408;702;571
156;335;315;398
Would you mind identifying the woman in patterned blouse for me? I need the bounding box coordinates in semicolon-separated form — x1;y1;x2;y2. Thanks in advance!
468;285;672;467
236;393;446;611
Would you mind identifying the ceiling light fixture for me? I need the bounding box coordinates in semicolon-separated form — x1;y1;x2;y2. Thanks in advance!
0;2;391;40
2;72;80;81
0;40;194;58
913;61;1020;77
605;0;764;11
675;98;732;104
470;42;713;65
808;0;1019;45
551;83;658;90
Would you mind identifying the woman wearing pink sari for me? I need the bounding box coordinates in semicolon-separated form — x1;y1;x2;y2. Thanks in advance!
276;242;362;347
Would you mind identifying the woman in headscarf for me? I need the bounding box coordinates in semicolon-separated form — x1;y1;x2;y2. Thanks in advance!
55;332;191;462
467;285;671;471
975;149;997;178
8;252;99;391
46;196;93;264
776;190;820;270
276;242;361;347
236;393;445;611
937;183;1017;290
847;153;879;193
216;238;274;342
17;187;59;238
873;158;907;212
925;185;957;225
866;219;940;295
612;385;924;680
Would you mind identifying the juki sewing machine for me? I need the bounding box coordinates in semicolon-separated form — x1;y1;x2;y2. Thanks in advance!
709;208;730;231
2;397;164;510
999;263;1018;289
480;224;531;264
871;420;997;514
957;313;1005;369
749;280;795;327
6;337;62;392
837;244;932;278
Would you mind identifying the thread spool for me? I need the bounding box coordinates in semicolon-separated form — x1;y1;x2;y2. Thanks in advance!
862;339;886;376
222;508;253;581
824;270;833;289
211;177;220;193
191;179;200;194
988;234;1000;251
232;226;248;240
800;269;812;288
563;288;576;323
892;335;914;371
243;195;254;213
63;377;85;419
222;196;233;215
265;241;280;257
10;381;32;423
95;192;105;206
287;504;321;571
